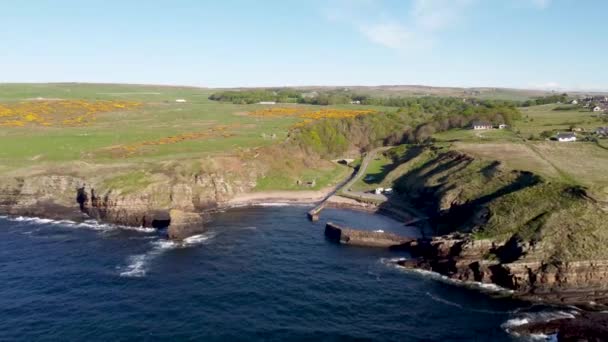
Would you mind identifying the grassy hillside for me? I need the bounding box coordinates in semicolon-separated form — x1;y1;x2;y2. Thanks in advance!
0;83;378;190
2;83;607;196
379;145;608;261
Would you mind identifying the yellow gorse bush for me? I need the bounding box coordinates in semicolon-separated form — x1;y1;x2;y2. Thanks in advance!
0;100;141;127
104;125;237;158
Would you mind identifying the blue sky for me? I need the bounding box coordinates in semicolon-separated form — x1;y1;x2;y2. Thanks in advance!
1;0;607;90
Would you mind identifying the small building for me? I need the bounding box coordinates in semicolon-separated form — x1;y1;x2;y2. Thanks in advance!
571;99;578;105
175;99;187;103
593;106;603;112
258;101;276;105
556;132;577;142
498;124;508;129
350;100;361;105
384;188;393;195
471;120;493;130
374;188;384;195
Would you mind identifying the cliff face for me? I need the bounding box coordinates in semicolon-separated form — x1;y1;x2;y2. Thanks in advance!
390;148;608;306
0;169;258;238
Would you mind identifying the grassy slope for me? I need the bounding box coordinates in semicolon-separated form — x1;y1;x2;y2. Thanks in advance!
0;84;365;190
381;145;608;261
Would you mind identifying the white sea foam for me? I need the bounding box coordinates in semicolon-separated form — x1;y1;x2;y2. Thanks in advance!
425;292;464;309
502;317;530;328
381;257;515;294
183;232;217;246
119;255;148;278
502;310;578;338
4;215;155;233
120;232;217;278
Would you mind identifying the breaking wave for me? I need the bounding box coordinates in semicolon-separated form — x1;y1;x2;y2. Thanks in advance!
502;308;577;341
4;215;155;233
120;231;217;278
380;257;514;295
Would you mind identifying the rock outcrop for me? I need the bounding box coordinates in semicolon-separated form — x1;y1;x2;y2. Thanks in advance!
167;209;205;240
509;311;608;341
0;166;258;239
395;235;608;307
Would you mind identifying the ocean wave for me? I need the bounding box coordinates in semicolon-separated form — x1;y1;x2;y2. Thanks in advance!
380;257;515;295
4;215;155;233
120;231;217;278
502;310;577;340
119;254;148;278
502;310;577;329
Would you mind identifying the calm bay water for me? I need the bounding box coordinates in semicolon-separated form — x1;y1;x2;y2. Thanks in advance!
0;207;555;341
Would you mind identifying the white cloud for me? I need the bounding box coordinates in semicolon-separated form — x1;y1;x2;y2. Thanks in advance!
324;0;550;52
324;0;473;51
411;0;473;32
359;23;412;50
531;0;551;9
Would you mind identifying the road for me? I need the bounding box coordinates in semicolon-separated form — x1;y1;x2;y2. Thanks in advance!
340;146;393;202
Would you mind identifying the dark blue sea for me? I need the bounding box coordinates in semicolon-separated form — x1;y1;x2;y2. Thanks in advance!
0;206;567;341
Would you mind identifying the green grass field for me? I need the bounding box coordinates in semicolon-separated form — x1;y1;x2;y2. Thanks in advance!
517;104;604;137
0;83;384;190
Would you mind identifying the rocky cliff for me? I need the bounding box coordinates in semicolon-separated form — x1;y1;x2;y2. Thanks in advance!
0;165;259;239
388;148;608;307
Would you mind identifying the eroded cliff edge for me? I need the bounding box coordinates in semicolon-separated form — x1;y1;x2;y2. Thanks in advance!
384;147;608;307
0;160;260;239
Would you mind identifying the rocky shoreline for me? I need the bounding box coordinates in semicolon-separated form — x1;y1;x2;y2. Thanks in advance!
2;172;608;340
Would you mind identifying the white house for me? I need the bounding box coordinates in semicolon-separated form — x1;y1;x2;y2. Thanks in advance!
557;132;577;142
593;106;603;112
350;100;361;105
175;99;187;103
472;120;493;130
258;101;276;105
498;124;508;129
571;99;578;105
374;188;384;195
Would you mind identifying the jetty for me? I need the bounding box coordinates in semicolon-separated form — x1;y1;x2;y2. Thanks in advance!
324;222;414;248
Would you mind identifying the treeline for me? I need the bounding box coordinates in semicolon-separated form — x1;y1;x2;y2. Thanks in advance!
210;88;528;109
208;89;301;104
293;100;521;157
521;93;569;107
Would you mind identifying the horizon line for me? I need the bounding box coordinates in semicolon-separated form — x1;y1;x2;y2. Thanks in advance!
1;81;607;93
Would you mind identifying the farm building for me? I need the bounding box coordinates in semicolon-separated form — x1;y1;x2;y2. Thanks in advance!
593;106;603;112
498;124;508;129
258;101;276;105
175;99;187;103
471;120;493;130
556;132;577;142
571;99;578;105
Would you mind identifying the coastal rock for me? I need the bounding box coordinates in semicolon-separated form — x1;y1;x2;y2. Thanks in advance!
509;311;608;341
167;209;205;240
396;235;608;307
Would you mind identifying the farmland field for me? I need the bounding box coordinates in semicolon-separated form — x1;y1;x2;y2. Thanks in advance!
517;104;604;137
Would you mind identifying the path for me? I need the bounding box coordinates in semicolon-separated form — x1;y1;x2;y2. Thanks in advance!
307;146;392;221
